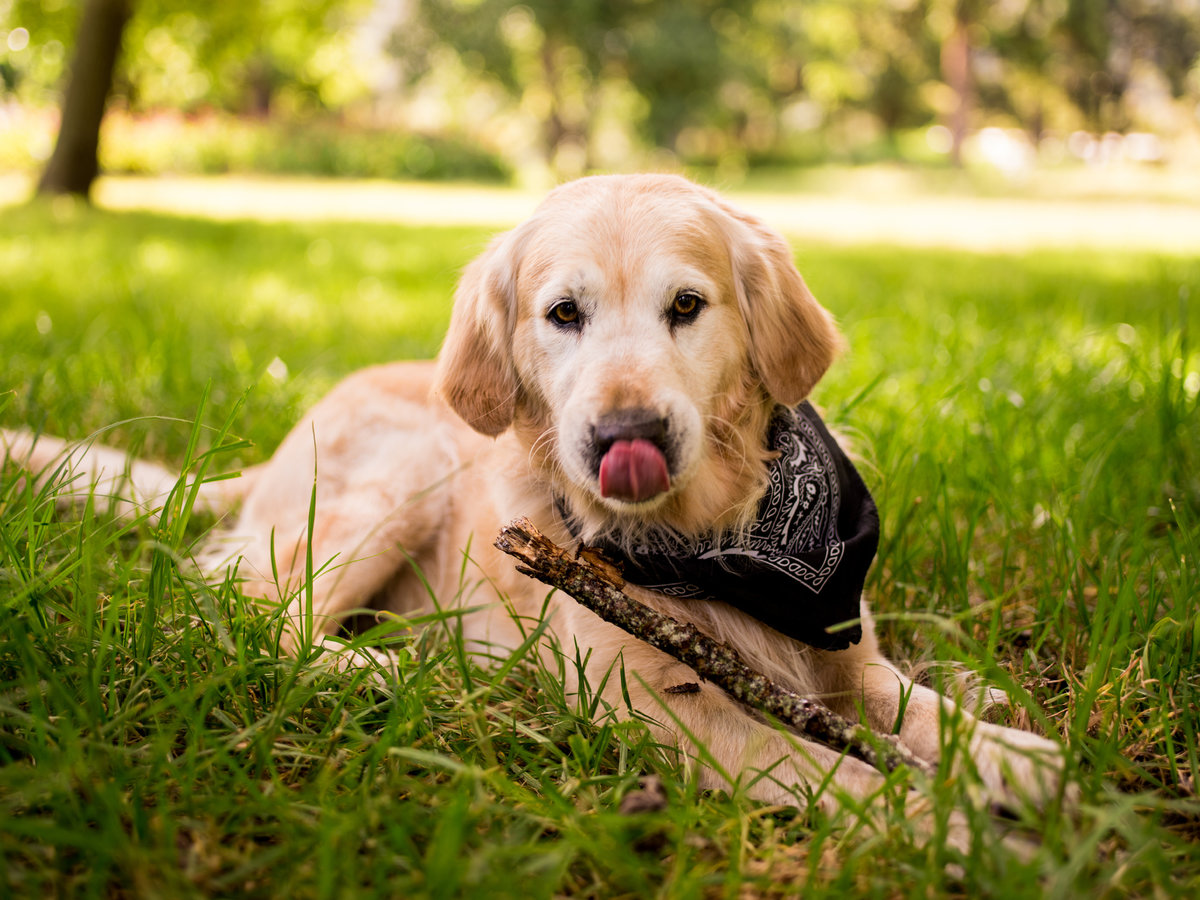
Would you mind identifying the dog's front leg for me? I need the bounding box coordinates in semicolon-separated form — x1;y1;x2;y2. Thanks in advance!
552;619;987;853
821;648;1068;809
592;653;891;809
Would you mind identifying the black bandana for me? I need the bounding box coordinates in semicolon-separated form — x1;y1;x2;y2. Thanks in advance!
558;402;879;650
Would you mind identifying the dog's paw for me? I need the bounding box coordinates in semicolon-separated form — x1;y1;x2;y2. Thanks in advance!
968;722;1072;810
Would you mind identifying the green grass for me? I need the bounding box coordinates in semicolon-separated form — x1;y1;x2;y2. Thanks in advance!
1;198;1198;897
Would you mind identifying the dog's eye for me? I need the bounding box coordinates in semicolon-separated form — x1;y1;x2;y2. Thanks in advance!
548;300;580;327
670;291;704;323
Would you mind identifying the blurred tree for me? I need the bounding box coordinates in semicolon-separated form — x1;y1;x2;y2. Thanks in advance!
118;1;369;116
5;0;1198;181
37;0;131;197
940;1;976;166
403;0;753;175
1060;0;1200;133
969;0;1200;139
774;1;938;154
15;0;369;198
620;3;743;150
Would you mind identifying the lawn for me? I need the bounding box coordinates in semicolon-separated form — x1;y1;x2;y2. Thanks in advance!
1;196;1198;897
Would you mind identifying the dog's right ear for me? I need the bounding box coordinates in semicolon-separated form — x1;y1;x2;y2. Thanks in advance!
714;199;843;405
434;231;521;436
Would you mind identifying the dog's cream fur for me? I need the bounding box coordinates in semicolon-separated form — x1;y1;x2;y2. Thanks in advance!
2;174;1064;830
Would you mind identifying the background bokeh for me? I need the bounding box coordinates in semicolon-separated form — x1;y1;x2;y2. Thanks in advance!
3;0;1199;187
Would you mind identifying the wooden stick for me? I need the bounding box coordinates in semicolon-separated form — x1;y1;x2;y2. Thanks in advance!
494;516;935;777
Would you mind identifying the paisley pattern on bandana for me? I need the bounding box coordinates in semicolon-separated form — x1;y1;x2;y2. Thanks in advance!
560;402;880;651
695;407;844;589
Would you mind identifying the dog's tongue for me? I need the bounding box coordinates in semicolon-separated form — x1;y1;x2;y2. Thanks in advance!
599;439;670;503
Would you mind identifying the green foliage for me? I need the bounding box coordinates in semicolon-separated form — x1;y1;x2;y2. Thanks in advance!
0;111;510;182
7;0;1198;180
98;115;511;182
395;0;1200;172
2;0;372;113
402;0;757;170
1;199;1199;894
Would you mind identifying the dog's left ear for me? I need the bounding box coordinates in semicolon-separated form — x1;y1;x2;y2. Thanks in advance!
434;231;522;436
718;202;843;405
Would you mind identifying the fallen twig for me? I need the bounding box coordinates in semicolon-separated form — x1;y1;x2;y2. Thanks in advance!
494;516;934;777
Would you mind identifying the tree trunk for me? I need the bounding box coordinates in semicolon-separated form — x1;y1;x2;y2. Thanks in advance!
941;13;971;168
246;56;275;118
539;42;568;172
38;0;133;199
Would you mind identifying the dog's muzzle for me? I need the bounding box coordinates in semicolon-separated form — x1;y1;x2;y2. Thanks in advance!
588;409;672;503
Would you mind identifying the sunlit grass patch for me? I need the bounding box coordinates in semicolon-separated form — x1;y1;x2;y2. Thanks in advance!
1;201;484;460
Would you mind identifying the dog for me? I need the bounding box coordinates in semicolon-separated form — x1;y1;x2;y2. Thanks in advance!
2;174;1065;838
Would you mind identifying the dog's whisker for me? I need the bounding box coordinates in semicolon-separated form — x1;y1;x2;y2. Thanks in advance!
527;426;560;467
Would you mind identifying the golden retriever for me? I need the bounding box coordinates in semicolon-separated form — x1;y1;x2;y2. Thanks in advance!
2;173;1064;838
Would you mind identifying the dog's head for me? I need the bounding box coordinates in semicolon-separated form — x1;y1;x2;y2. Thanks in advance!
435;174;842;537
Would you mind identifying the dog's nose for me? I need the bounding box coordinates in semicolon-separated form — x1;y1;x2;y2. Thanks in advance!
590;409;669;455
590;409;672;502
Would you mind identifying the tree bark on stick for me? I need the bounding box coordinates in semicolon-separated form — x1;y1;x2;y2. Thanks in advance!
494;517;934;777
38;0;133;199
